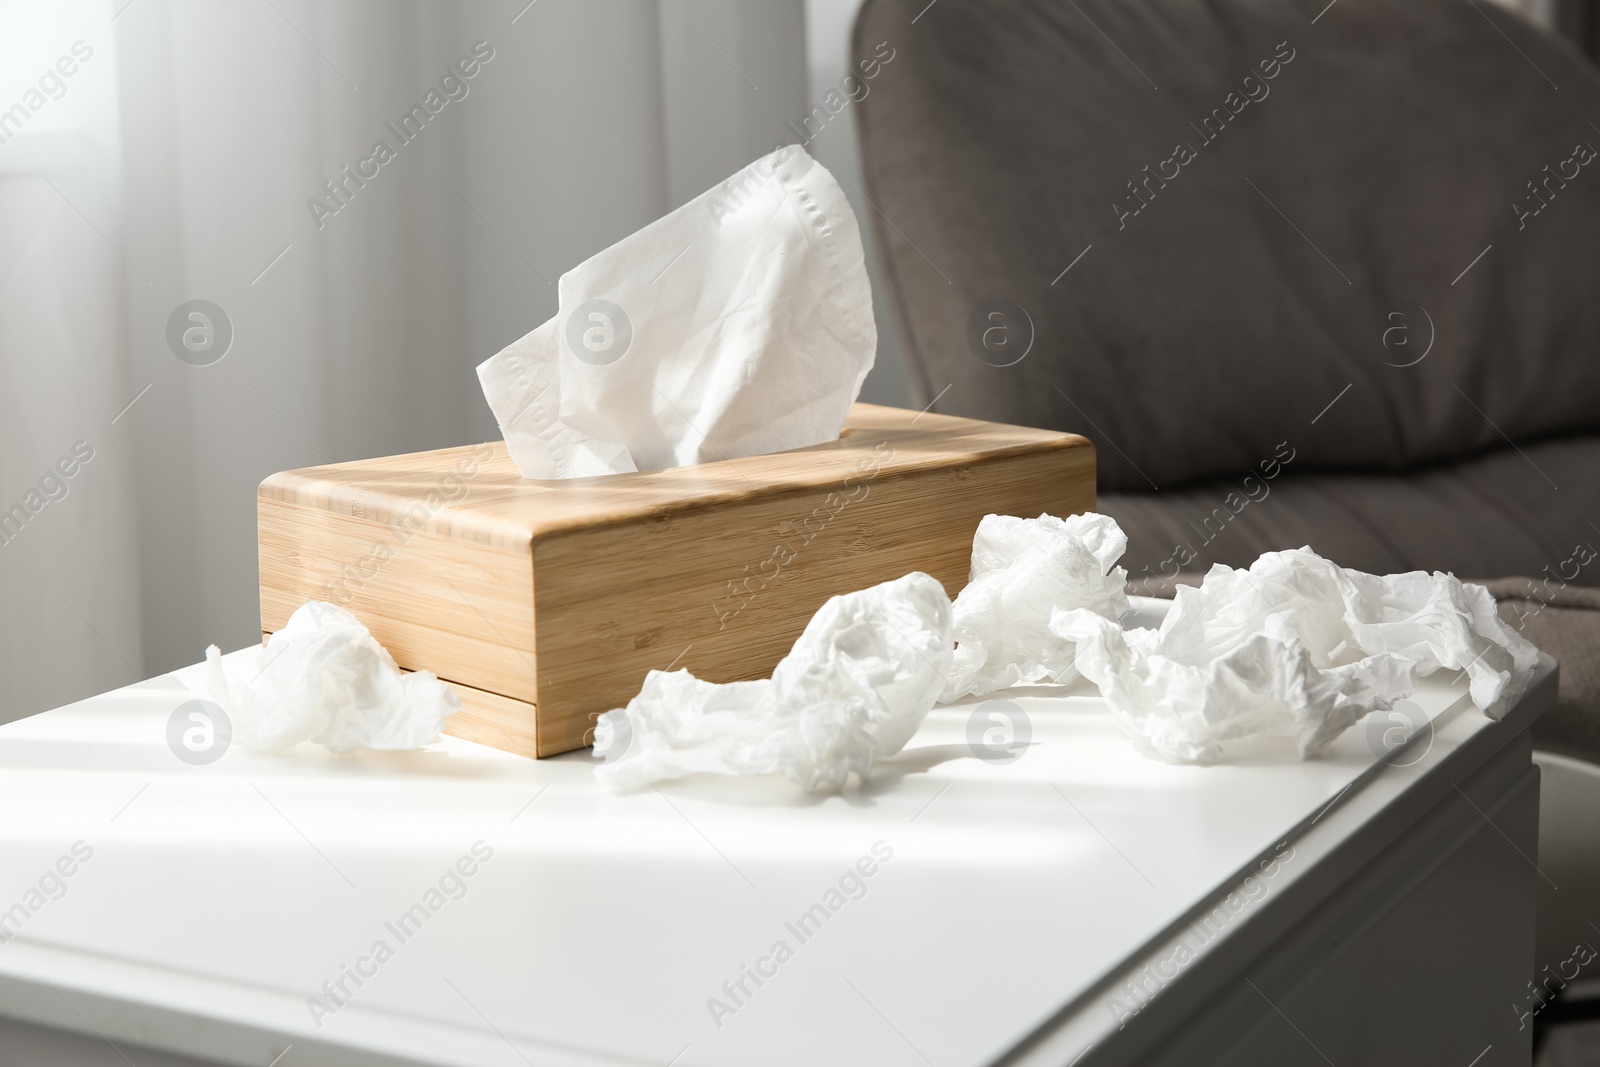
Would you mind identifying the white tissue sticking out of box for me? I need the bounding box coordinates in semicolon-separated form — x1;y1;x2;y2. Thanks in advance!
477;144;877;480
177;601;461;753
1051;547;1540;762
941;512;1129;701
593;572;953;792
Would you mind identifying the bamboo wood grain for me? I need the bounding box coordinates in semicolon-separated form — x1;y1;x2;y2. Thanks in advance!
428;675;539;759
260;403;1095;758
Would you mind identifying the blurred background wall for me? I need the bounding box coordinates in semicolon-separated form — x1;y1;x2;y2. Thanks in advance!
0;0;866;724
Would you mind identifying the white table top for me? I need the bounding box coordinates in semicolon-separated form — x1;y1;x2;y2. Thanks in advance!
0;602;1555;1067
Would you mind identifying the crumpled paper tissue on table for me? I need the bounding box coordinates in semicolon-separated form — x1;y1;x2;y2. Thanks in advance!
1053;547;1541;762
476;144;877;479
592;572;952;792
591;515;1543;787
942;512;1129;701
178;601;461;753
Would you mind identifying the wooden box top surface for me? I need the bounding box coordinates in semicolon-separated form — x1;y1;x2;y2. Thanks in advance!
257;403;1093;550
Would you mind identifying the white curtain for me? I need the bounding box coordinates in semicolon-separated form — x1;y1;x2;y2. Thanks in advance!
0;0;811;723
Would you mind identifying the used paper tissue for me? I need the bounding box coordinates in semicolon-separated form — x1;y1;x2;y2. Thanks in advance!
942;512;1129;700
1054;547;1541;762
589;511;1542;784
592;572;953;792
477;144;877;479
178;601;461;753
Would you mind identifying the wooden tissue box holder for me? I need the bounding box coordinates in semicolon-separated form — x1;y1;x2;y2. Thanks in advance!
258;404;1095;758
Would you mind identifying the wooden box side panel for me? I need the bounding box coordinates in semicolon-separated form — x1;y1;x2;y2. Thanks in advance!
258;498;540;704
437;678;539;759
529;442;1095;756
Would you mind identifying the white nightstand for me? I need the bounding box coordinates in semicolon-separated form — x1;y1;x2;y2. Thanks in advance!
0;603;1556;1066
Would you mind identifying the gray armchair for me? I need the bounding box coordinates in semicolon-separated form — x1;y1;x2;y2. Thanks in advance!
852;0;1600;758
852;0;1600;1051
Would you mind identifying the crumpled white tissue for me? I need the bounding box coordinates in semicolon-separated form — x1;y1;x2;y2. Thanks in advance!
477;144;877;479
593;571;953;791
942;512;1129;700
177;601;461;753
1051;547;1540;762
